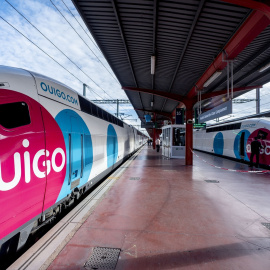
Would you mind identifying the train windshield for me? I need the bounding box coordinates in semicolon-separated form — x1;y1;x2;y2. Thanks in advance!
0;102;31;129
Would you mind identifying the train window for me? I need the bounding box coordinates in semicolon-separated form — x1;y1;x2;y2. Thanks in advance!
206;122;241;133
91;104;98;117
97;107;103;119
84;135;92;166
78;95;124;127
110;116;114;124
103;111;108;122
0;102;31;129
107;114;112;123
78;96;92;115
100;108;104;119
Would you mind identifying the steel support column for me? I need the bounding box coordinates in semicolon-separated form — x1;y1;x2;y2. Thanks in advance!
256;88;260;114
185;104;193;165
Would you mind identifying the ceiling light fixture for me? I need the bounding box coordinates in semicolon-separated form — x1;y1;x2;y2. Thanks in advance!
151;55;156;75
259;62;270;73
203;71;222;87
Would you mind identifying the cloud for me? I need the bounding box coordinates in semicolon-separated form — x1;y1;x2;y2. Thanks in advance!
1;0;269;132
0;0;142;128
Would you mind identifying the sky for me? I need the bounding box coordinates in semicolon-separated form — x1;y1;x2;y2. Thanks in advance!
0;0;143;130
0;0;269;130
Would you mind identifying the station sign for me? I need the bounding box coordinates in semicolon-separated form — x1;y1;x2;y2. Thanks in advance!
141;122;155;128
198;100;232;123
175;108;184;124
193;123;206;129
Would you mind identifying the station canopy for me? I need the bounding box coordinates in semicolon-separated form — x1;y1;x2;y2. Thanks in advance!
72;0;270;125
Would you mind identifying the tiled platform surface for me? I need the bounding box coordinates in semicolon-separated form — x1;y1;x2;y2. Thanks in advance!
48;146;270;270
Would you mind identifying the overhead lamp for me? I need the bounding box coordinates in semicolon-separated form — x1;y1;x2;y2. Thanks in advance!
259;62;270;73
151;55;156;75
203;71;222;87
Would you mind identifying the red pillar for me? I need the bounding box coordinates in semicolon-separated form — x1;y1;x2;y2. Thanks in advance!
185;103;193;165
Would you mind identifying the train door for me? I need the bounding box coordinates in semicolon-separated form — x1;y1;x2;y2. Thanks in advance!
69;116;83;189
133;128;136;150
240;132;245;158
0;91;46;242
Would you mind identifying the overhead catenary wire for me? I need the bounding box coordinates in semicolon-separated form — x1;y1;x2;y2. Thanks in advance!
207;88;270;123
50;0;136;118
2;1;174;126
5;0;117;103
60;0;101;53
0;14;117;111
231;91;270;115
211;98;270;123
50;0;120;85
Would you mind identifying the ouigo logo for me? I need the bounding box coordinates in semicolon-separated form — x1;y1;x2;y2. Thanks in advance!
40;82;79;105
0;139;65;191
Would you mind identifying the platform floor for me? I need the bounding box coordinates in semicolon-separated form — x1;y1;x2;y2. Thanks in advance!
48;146;270;270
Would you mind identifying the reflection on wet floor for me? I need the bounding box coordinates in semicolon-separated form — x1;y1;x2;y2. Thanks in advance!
46;145;270;270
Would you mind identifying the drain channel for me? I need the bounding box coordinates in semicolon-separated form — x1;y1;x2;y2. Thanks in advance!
205;180;220;183
85;247;121;270
129;177;141;180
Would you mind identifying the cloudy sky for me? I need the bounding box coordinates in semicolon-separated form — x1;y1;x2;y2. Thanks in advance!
0;0;142;128
0;0;269;129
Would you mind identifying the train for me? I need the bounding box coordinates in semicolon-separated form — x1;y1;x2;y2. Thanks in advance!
193;117;270;167
0;66;147;255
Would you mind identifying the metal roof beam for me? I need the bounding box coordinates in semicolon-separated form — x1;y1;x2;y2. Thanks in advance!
122;86;187;104
234;57;270;85
187;9;270;98
151;0;158;107
123;85;261;108
208;42;270;92
221;0;270;19
161;0;205;112
200;85;262;101
111;0;137;87
168;0;205;92
110;0;144;111
243;70;270;86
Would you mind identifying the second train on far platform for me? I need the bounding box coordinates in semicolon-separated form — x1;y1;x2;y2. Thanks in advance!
193;118;270;166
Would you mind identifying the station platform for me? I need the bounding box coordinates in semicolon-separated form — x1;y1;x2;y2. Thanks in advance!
10;145;270;270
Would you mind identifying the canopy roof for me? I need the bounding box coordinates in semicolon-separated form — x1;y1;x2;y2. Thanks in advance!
72;0;270;124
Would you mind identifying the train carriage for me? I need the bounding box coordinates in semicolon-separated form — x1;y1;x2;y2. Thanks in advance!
194;118;270;167
0;66;146;255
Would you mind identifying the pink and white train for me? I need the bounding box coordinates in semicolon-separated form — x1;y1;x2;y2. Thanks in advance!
0;66;146;255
